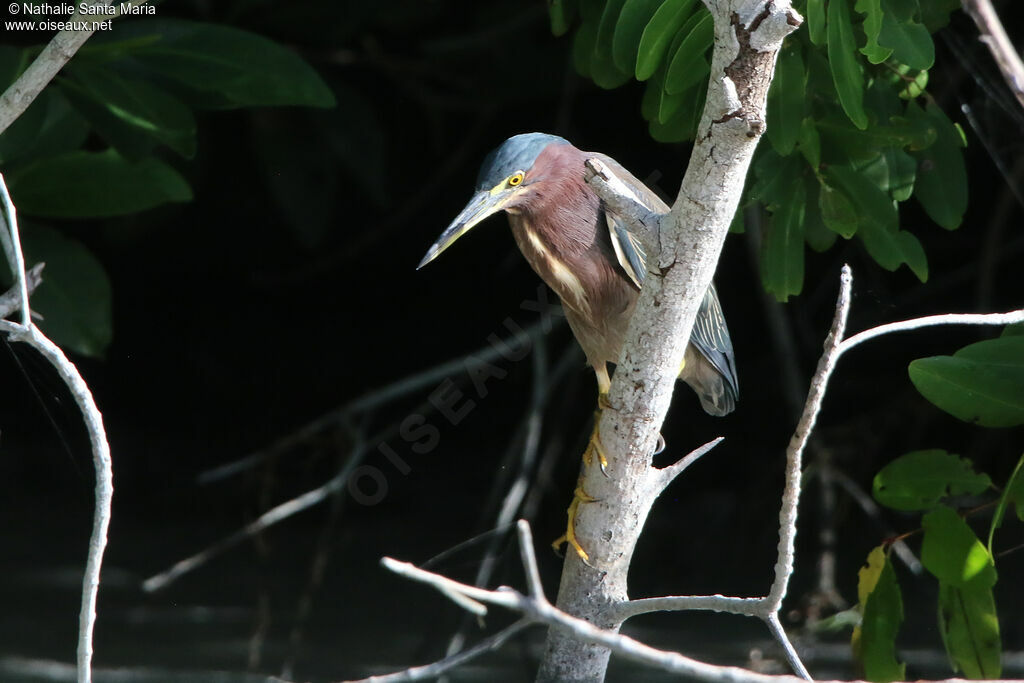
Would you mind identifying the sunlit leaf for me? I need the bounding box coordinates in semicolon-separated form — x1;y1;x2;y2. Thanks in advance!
988;454;1024;552
909;336;1024;427
635;0;698;80
613;0;665;72
806;0;825;45
852;546;905;683
873;450;992;511
922;506;997;588
855;0;892;64
938;581;1001;679
827;0;868;129
664;10;713;94
877;0;934;70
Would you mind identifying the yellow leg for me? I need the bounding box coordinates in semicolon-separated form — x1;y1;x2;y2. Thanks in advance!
551;485;597;563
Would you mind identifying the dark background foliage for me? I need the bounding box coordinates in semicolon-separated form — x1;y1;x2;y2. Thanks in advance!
0;0;1022;680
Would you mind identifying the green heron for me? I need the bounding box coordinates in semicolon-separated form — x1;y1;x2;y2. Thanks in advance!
419;133;737;560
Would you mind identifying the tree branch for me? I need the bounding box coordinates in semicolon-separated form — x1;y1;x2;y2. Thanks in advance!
0;175;112;683
961;0;1024;111
0;1;118;137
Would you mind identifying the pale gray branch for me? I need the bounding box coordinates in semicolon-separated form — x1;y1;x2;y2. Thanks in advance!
766;265;852;612
765;613;811;680
655;436;724;492
613;594;766;621
839;309;1024;354
961;0;1024;110
583;157;662;254
0;262;43;319
0;1;118;137
0;175;113;683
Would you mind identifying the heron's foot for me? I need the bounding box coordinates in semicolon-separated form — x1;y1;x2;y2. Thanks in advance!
597;389;612;411
551;485;598;565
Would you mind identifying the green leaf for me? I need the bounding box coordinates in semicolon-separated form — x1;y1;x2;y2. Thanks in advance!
804;177;836;252
909;336;1024;428
920;0;960;31
852;546;905;683
938;581;1002;679
988;454;1024;552
760;173;806;302
877;1;934;70
60;66;196;159
922;506;997;588
7;149;192;218
649;84;704;142
573;16;600;78
592;0;633;88
613;0;665;73
827;165;927;280
873;450;992;511
855;0;893;64
1003;323;1024;337
658;13;704;122
827;0;868;129
20;224;113;357
549;0;579;36
99;19;335;109
884;147;916;200
909;101;968;230
0;89;89;165
766;46;805;155
806;0;826;45
798;117;821;169
664;10;713;94
635;0;698;80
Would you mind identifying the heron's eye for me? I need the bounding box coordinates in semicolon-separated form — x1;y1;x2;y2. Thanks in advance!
508;172;524;187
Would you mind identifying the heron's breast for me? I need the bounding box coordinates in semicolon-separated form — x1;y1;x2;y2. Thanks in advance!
509;220;592;319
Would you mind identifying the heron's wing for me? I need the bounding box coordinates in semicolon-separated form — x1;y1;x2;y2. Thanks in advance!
592;154;738;401
693;284;739;400
593;153;668;290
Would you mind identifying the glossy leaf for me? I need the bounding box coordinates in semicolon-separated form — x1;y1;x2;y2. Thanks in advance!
60;66;196;159
7;149;192;218
664;10;713;94
909;336;1024;427
760;172;805;302
988;454;1024;552
922;506;997;588
658;15;701;122
592;0;633;88
100;19;335;109
909;101;968;230
827;0;868;129
549;0;579;36
613;0;665;73
855;0;892;64
827;165;927;280
938;582;1002;680
20;224;113;357
852;546;905;683
806;0;825;45
873;450;992;512
877;1;934;70
635;0;698;80
766;47;805;155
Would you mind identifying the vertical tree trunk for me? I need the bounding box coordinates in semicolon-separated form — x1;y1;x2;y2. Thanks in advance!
537;2;801;680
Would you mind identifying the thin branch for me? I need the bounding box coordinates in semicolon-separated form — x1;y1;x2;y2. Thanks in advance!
612;594;766;621
516;520;544;601
764;613;811;680
839;309;1024;354
961;0;1024;110
655;436;725;492
344;619;532;683
584;157;662;255
766;265;852;612
0;262;43;319
0;176;31;327
0;176;113;683
0;1;117;136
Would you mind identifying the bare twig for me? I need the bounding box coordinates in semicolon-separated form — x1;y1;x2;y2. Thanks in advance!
344;619;532;683
0;175;112;683
839;309;1024;353
0;263;43;320
654;436;725;492
961;0;1024;110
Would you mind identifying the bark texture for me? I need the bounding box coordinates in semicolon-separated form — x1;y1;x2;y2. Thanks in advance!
537;2;801;680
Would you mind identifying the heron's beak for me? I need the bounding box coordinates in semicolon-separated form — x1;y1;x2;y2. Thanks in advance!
417;187;519;269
